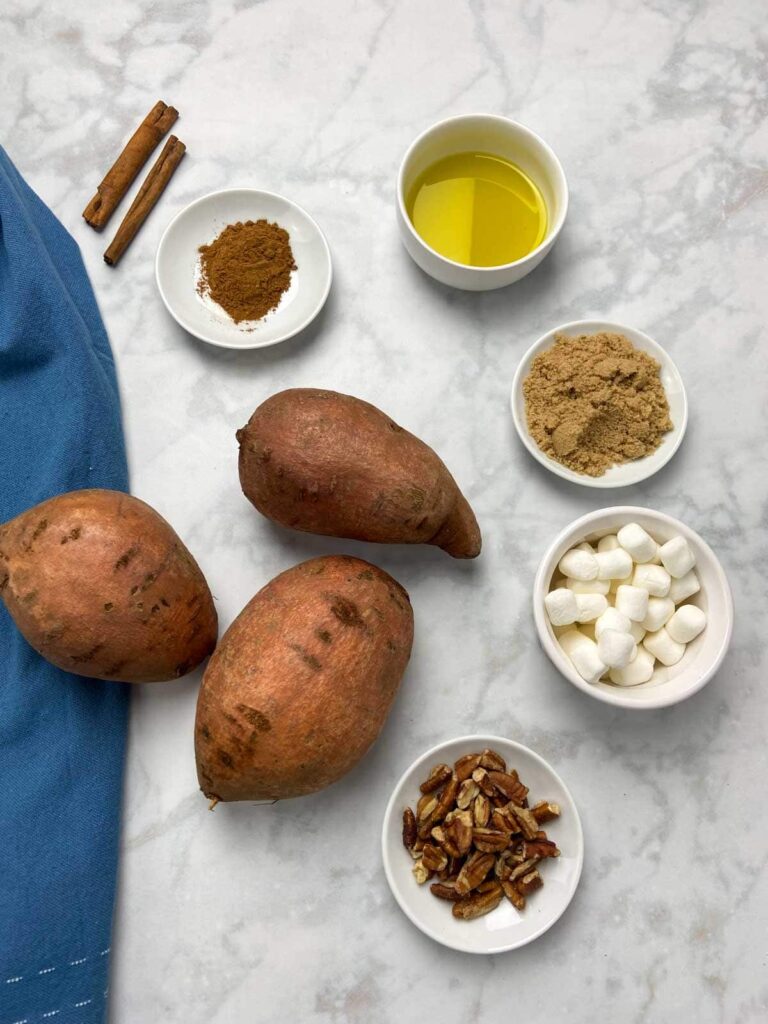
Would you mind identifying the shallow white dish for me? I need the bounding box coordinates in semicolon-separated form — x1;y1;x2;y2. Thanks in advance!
155;188;332;350
533;507;733;709
382;735;583;954
510;320;688;488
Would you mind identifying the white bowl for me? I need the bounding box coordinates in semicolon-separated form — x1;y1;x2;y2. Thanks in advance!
511;320;688;488
155;188;332;349
382;735;583;954
533;508;733;709
396;114;568;291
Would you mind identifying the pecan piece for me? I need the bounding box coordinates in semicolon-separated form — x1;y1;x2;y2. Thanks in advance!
452;883;503;920
507;857;540;882
455;851;495;895
501;879;526;910
472;828;511;853
412;858;431;885
431;773;460;824
531;800;561;824
456;778;480;809
454;752;482;781
488;770;529;805
402;807;417;849
472;794;491;828
471;767;496;797
430;881;462;901
444;811;473;856
421;843;448;873
479;748;507;772
517;869;543;895
491;805;522;835
417;793;438;823
523;838;560;859
505;803;540;840
420;762;453;794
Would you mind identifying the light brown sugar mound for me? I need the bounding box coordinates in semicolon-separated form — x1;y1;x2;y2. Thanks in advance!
522;332;673;477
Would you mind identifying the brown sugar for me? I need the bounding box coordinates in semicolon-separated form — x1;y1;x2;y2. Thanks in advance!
522;332;673;477
197;219;296;324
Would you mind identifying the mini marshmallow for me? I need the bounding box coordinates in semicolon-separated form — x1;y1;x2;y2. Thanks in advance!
609;573;632;594
595;548;634;580
632;563;671;598
595;607;632;640
615;584;650;622
659;536;696;578
643;627;686;667
576;541;595;553
628;621;647;644
609;648;655;686
566;577;611;595
641;597;675;633
575;593;608;623
558;629;591;658
544;588;580;626
617;522;658;563
597;629;637;669
668;570;700;604
667;605;706;644
597;534;620;552
566;635;608;684
558;548;599;581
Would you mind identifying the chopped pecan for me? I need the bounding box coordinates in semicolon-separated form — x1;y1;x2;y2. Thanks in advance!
488;770;529;805
417;793;438;823
472;828;511;853
471;767;496;796
472;794;491;828
531;800;561;824
419;763;453;794
505;803;540;840
452;883;503;920
412;858;431;885
491;805;522;835
479;748;507;772
501;879;526;910
523;838;560;859
456;778;480;809
431;773;459;823
507;857;540;882
402;807;417;849
430;881;462;901
454;752;482;781
421;843;448;873
517;869;543;895
444;812;473;856
455;851;495;895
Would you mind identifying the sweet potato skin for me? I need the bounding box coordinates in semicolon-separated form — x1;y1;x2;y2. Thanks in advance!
0;489;217;683
237;388;481;558
195;555;413;802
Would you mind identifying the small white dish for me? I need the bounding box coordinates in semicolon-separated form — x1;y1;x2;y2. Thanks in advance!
510;320;688;488
533;507;733;709
396;114;568;291
155;188;332;350
382;735;583;954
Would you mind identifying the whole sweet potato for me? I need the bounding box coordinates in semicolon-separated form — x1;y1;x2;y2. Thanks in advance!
195;555;413;802
0;489;217;683
237;389;481;558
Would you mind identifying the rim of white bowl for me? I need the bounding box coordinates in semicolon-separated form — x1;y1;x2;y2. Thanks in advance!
510;320;689;488
155;187;333;350
396;113;569;274
381;734;584;953
533;507;734;709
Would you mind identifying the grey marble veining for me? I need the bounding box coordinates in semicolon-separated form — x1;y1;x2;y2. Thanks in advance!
2;0;767;1021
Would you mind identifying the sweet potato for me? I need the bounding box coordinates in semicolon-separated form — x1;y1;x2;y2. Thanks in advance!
237;388;481;558
0;489;217;682
195;554;413;802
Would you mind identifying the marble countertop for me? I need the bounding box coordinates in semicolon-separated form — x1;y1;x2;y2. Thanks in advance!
3;0;767;1020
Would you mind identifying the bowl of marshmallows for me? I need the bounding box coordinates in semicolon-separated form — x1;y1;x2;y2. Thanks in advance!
533;507;733;709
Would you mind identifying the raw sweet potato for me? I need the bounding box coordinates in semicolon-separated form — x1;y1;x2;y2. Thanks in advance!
0;489;217;683
237;388;481;558
195;554;413;802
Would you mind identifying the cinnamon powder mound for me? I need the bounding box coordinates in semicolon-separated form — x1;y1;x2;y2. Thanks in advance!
522;332;673;477
197;219;296;324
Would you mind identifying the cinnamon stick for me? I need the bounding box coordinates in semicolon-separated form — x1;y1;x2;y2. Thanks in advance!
103;136;186;266
83;100;178;230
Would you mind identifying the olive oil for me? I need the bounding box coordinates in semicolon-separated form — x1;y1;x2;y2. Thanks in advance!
406;151;547;267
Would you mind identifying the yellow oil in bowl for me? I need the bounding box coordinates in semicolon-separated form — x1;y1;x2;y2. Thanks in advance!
406;151;547;268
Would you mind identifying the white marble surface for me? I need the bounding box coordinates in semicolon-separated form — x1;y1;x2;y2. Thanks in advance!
3;0;768;1020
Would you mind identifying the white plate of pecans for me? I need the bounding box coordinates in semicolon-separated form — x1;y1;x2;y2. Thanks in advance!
382;735;583;954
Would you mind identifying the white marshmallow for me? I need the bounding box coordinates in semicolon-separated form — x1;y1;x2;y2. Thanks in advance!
659;536;696;578
575;593;608;623
609;648;655;686
595;548;634;580
632;563;671;597
553;623;574;638
667;605;706;644
544;588;580;626
617;522;658;563
668;570;700;604
647;545;662;564
558;548;599;581
566;577;611;595
597;629;637;669
609;573;632;594
576;541;595;553
564;634;608;684
643;627;686;666
595;607;632;639
615;584;650;622
641;597;675;633
628;620;647;644
597;534;619;552
558;629;591;658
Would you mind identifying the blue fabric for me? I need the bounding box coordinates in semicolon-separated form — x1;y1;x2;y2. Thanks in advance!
0;148;129;1024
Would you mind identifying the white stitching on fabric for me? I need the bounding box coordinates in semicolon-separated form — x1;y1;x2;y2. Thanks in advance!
99;948;110;956
41;1013;60;1019
73;999;93;1008
38;967;56;975
69;958;87;966
5;976;23;983
4;947;110;983
10;1018;28;1023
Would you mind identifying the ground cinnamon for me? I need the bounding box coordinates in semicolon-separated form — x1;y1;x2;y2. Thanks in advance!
523;332;673;476
197;220;296;324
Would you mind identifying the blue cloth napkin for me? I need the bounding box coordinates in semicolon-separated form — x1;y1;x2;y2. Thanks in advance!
0;148;129;1024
